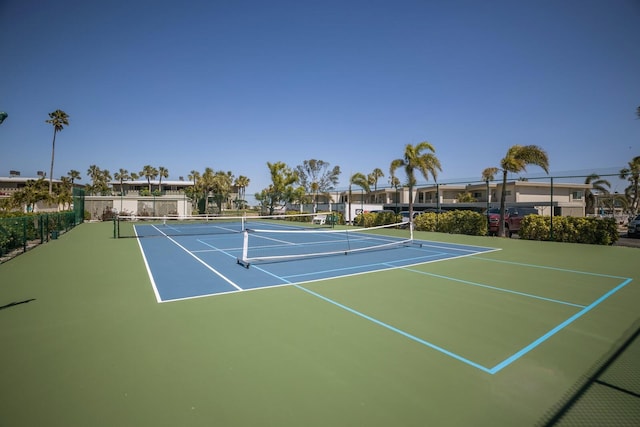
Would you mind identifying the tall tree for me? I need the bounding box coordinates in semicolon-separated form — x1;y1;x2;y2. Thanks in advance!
368;168;385;203
487;145;549;237
584;173;611;215
389;142;442;226
348;172;369;224
54;178;73;210
114;169;131;195
158;166;169;193
210;170;233;213
140;165;159;192
87;165;101;190
46;109;70;194
295;159;341;211
67;170;81;185
186;170;202;213
619;155;640;215
201;167;216;213
255;162;299;215
86;165;111;194
234;175;250;209
9;179;50;212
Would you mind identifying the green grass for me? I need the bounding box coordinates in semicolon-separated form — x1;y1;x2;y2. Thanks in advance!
1;222;638;426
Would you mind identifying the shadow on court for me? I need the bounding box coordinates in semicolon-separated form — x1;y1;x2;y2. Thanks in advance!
539;318;640;425
0;298;36;311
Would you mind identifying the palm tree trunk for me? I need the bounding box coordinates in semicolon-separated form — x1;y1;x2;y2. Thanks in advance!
499;170;508;237
408;184;414;223
49;129;57;194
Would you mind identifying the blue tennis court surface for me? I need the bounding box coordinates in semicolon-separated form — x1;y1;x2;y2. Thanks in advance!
134;222;499;303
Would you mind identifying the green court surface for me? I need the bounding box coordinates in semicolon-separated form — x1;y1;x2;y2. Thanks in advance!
1;222;639;426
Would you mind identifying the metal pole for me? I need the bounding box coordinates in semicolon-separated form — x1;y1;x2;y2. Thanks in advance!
486;180;490;220
436;183;440;229
550;177;554;241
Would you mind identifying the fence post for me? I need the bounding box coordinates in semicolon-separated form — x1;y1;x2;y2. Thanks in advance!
23;217;27;253
550;177;554;241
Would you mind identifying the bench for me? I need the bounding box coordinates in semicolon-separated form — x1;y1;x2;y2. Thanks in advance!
312;214;327;225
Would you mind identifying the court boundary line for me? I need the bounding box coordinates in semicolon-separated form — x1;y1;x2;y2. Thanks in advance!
135;230;163;303
138;225;244;302
150;238;502;302
400;268;586;308
135;230;635;374
290;272;632;375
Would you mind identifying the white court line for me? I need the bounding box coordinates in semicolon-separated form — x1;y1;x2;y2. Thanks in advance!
148;224;243;292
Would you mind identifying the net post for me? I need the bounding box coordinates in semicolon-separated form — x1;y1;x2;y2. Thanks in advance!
236;230;250;268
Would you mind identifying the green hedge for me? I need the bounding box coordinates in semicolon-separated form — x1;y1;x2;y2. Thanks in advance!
519;216;618;245
354;211;399;227
0;211;78;256
413;211;488;236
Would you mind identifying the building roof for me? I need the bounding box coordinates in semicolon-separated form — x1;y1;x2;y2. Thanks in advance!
0;176;62;183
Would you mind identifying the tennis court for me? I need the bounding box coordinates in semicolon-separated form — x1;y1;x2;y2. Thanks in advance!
1;221;639;426
131;216;499;302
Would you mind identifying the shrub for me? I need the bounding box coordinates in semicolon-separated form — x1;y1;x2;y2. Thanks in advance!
518;216;549;241
519;216;618;245
413;210;487;236
354;211;399;227
413;212;438;232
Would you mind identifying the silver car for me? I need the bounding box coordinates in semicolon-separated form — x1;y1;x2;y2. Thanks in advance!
628;214;640;238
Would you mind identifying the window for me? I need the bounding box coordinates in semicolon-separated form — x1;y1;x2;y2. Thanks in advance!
572;191;583;200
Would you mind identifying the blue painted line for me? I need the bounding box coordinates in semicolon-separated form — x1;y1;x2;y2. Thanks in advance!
489;277;633;374
252;264;292;284
475;257;628;279
401;268;586;308
293;283;493;373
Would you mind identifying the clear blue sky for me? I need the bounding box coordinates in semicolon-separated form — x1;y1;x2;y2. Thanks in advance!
1;0;639;199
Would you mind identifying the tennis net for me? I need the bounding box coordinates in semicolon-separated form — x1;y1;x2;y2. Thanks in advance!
237;222;413;267
114;212;332;238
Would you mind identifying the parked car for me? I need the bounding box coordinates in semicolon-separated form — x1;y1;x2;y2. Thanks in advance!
400;211;422;227
627;214;640;238
487;207;538;237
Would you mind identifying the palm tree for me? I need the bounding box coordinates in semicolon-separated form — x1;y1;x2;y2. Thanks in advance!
157;166;169;194
348;172;369;224
619;155;640;215
584;173;611;215
389;142;442;225
481;167;499;219
54;178;73;210
114;168;130;194
186;170;202;212
488;145;549;237
86;165;102;194
46;109;70;194
368;168;385;203
389;174;401;211
210;170;233;213
234;175;250;209
201;167;215;213
67;170;81;186
140;165;159;192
